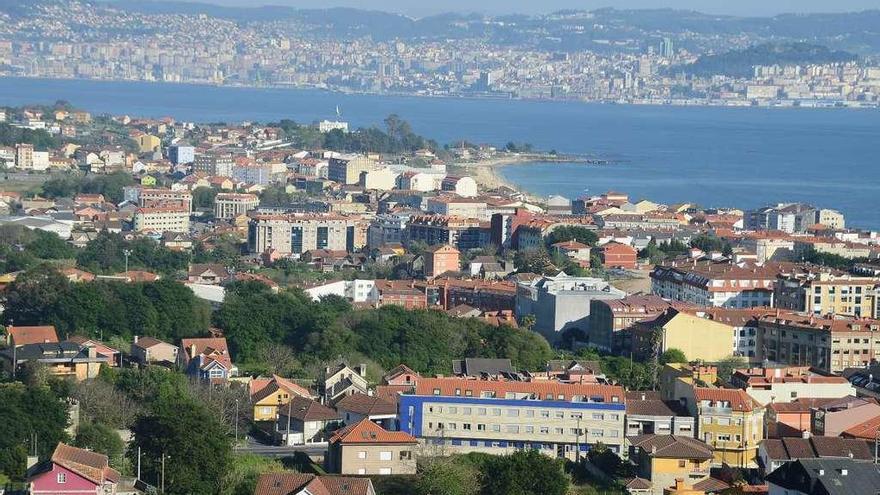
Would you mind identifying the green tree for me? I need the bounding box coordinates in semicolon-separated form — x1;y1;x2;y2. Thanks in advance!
74;422;124;468
482;450;569;495
0;383;69;480
192;186;218;210
660;348;688;365
715;356;747;383
545;226;598;247
129;392;231;495
221;454;284;495
416;457;481;495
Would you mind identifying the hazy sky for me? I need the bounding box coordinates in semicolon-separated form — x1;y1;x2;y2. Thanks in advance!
163;0;880;17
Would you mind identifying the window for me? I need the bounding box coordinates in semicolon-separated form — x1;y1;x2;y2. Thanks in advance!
592;413;604;420
591;430;604;437
357;451;367;459
679;460;687;468
570;413;583;420
477;408;487;416
525;410;535;418
540;427;550;434
400;451;412;460
525;426;534;433
555;411;565;419
541;410;550;418
379;468;392;475
505;425;520;433
379;451;393;461
492;408;502;416
57;473;67;484
449;407;458;414
609;414;620;421
506;409;520;417
477;424;486;431
463;423;472;430
717;434;731;442
492;424;501;432
357;468;366;475
555;428;564;435
433;388;441;395
463;407;472;415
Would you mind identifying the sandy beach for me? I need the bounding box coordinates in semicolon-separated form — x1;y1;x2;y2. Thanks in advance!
449;153;579;202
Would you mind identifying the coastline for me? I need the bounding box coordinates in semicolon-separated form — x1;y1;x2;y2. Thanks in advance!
450;153;574;203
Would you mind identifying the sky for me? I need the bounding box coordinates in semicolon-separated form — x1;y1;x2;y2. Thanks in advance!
156;0;880;17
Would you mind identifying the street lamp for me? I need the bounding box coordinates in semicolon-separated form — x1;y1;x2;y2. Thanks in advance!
123;249;132;273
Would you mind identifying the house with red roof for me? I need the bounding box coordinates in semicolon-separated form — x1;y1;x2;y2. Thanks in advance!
179;337;237;383
27;443;120;495
600;241;638;269
65;336;121;367
253;472;375;495
250;375;315;422
326;418;417;475
5;325;59;347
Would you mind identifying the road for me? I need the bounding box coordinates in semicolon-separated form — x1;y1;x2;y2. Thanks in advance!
235;436;327;458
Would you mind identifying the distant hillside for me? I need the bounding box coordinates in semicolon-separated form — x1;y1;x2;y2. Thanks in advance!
681;43;858;78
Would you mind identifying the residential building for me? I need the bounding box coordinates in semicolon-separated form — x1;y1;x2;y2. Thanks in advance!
451;358;514;378
627;435;714;495
233;163;275;185
335;393;399;430
627;308;736;362
367;213;410;249
133;207;190;233
0;342;108;381
359;167;397;190
15;143;33;169
766;459;880;495
746;203;817;233
729;366;855;406
250;375;315;422
700;308;773;362
515;273;626;343
247;213;367;256
5;325;59;347
326;419;418;475
179;337;237;383
587;295;679;352
214;193;259;220
774;270;879;318
758;312;880;373
27;443;120;495
187;263;230;285
424;244;460;278
600;241;638;269
275;396;341;445
193;151;234;177
659;364;719;402
400;377;627;459
650;261;784;308
320;363;369;405
766;398;838;438
552;240;591;267
758;436;872;476
138;188;193;211
328;156;376;185
440;176;478;198
811;396;880;437
253;472;375;495
815;209;845;229
65;336;120;367
426;197;488;221
683;387;765;468
135;133;161;154
130;336;178;366
168;145;195;165
625;393;696;438
406;215;486;250
740;232;796;263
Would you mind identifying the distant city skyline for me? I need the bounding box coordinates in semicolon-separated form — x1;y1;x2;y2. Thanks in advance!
128;0;880;17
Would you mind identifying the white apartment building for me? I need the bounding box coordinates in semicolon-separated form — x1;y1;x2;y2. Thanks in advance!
214;193;259;220
133;207;190;233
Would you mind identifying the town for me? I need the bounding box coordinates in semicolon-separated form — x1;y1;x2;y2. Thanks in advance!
2;1;880;107
0;100;879;495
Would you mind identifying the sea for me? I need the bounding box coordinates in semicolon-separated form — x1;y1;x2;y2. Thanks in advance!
0;77;878;229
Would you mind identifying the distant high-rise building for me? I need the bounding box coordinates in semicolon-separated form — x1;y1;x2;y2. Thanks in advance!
660;37;675;58
638;57;654;78
478;71;493;90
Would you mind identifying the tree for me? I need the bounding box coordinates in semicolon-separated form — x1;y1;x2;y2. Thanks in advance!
0;383;69;480
660;348;688;365
481;450;569;495
192;186;218;210
416;457;481;495
221;454;284;495
129;392;231;495
545;226;598;248
74;422;124;468
715;356;747;383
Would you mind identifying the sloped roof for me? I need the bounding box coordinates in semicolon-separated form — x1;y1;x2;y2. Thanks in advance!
382;364;419;383
626;399;689;417
694;387;762;412
765;459;880;495
50;443;120;485
132;336;172;350
335;393;397;416
278;396;340;422
629;434;713;460
330;418;416;445
761;437;872;461
253;472;374;495
7;325;59;346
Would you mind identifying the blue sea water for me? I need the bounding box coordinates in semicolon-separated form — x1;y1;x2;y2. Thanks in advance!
0;77;877;228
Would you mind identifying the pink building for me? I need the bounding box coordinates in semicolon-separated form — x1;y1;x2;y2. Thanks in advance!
28;443;120;494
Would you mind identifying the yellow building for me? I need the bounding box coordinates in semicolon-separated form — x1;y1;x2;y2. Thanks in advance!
250;375;315;422
632;309;735;362
628;435;713;495
775;271;879;319
685;387;764;468
664;479;706;495
136;133;162;154
659;363;718;402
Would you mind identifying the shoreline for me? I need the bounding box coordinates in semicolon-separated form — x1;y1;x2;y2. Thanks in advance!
451;153;582;203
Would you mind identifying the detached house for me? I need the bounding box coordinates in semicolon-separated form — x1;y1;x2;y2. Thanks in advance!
5;325;59;347
326;419;418;475
275;396;341;446
187;264;231;285
627;435;714;495
130;336;178;366
320;363;369;405
253;472;376;495
28;443;120;495
250;375;315;422
179;337;237;383
335;393;399;430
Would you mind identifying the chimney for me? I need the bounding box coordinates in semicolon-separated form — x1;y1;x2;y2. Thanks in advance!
840;469;848;476
190;344;197;358
818;469;824;476
133;335;139;344
358;364;367;377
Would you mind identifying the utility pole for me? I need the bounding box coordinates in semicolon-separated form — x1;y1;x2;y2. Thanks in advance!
286;399;293;446
137;446;141;480
123;249;132;273
161;450;165;494
234;398;239;449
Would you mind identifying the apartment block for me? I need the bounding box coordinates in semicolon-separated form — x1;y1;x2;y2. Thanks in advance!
328;156;376;185
587;295;679;352
214;193;259;220
406;215;486;250
759;312;880;373
139;188;193;212
729;366;855;406
133;207;190;233
626;308;735;362
400;377;626;459
326;419;418;475
683;387;764;468
247;213;367;255
775;270;879;318
650;260;783;308
193;151;234;177
15;143;33;169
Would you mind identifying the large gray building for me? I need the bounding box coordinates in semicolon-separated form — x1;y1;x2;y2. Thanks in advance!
515;273;626;343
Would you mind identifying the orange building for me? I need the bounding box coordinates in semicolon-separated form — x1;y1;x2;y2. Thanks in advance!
424;244;461;278
601;241;638;269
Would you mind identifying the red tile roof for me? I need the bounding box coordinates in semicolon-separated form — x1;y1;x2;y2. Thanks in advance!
694;387;762;412
329;418;416;445
6;325;59;346
335;393;397;416
415;377;625;403
253;472;374;495
51;443;120;485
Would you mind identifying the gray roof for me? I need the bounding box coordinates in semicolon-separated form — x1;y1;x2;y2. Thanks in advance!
0;342;109;364
765;458;880;495
452;358;514;377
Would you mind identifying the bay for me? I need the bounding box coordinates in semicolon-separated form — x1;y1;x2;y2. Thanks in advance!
0;77;877;228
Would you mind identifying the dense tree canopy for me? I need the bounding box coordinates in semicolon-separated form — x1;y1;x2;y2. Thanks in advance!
0;123;58;150
545;226;599;248
271;114;438;155
76;231;190;275
3;265;210;341
215;282;553;373
42;171;135;203
0;383;69;480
